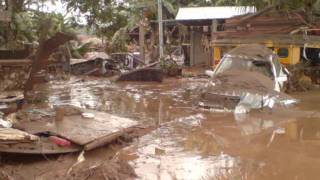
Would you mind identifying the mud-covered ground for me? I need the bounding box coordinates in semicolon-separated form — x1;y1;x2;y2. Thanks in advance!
0;75;320;180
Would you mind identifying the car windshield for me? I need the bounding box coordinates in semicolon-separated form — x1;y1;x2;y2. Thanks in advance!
214;56;274;79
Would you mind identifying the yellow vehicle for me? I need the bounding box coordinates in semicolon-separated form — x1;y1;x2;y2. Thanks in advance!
211;35;320;66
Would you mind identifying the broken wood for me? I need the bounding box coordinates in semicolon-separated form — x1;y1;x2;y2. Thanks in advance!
117;68;163;82
0;137;81;154
17;109;139;150
0;59;31;65
84;129;131;151
0;128;38;142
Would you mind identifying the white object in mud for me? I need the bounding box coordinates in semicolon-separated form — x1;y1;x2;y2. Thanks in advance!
82;113;95;119
0;119;12;128
205;70;215;77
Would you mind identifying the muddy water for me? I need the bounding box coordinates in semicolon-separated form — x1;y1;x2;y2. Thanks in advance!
27;77;320;180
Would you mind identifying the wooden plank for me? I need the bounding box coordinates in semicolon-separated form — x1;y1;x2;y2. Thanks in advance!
18;110;139;147
70;58;93;65
0;59;32;65
84;130;127;151
0;128;38;142
0;137;81;154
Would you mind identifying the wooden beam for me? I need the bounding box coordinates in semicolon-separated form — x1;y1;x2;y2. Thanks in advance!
0;59;32;65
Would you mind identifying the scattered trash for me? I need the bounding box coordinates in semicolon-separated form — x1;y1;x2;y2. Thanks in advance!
0;118;12;128
48;136;72;147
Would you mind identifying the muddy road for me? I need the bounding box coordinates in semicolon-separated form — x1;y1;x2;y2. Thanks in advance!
1;76;320;180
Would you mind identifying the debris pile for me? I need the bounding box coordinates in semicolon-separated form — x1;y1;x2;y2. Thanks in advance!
285;63;320;92
117;68;164;82
0;105;139;154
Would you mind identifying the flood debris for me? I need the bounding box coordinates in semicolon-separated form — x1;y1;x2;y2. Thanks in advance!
69;51;150;77
200;44;297;113
0;136;81;154
0;128;38;143
286;62;320;92
0;43;33;92
0;105;139;154
70;52;111;76
117;68;164;82
16;107;139;151
0;91;24;114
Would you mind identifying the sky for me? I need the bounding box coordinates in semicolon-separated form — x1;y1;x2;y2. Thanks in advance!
33;0;87;24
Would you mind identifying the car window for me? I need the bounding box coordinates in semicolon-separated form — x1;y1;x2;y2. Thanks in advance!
215;57;273;79
277;48;288;58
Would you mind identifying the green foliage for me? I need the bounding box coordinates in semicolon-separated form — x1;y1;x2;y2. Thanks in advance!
12;11;75;42
70;41;93;58
1;0;320;50
111;27;129;52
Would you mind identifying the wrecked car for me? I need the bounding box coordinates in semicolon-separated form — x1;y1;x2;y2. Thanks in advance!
200;44;297;113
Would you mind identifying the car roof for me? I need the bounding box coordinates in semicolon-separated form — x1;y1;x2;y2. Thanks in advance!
226;44;274;61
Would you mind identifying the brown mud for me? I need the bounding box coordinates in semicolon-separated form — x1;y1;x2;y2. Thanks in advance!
0;75;319;180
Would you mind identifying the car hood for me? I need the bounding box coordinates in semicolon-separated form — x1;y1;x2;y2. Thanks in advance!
200;70;297;111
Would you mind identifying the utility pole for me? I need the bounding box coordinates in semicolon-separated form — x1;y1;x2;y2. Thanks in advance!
157;0;164;59
139;9;145;63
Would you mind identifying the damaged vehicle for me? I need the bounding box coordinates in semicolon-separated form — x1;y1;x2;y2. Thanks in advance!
200;44;297;113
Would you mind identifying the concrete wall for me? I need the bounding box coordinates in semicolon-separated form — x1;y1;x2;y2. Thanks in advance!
190;30;211;66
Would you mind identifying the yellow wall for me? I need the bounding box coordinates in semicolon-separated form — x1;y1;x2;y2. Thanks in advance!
212;45;302;65
213;47;221;66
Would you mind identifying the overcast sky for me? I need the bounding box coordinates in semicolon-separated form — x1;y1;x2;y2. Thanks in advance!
34;0;87;24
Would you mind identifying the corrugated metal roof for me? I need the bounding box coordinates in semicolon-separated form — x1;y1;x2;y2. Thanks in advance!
175;6;256;21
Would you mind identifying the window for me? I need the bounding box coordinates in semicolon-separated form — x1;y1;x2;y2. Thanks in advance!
277;48;289;58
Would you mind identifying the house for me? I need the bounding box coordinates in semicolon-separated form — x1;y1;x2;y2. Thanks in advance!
175;6;256;66
211;9;320;65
